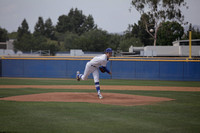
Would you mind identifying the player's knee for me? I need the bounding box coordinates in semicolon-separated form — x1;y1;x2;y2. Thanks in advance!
94;77;99;83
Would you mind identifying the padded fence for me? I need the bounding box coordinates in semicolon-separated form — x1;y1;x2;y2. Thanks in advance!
1;57;200;81
112;60;200;81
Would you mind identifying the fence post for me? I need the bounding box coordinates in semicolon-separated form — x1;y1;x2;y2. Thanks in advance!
189;31;192;59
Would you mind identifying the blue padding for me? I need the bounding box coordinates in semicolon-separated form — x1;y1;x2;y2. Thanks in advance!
160;62;184;80
24;60;45;77
184;62;200;81
45;60;66;78
1;59;200;81
135;61;160;80
111;61;135;79
67;60;88;79
2;59;24;77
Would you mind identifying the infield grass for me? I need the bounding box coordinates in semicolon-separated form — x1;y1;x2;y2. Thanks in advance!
0;78;200;133
1;77;200;87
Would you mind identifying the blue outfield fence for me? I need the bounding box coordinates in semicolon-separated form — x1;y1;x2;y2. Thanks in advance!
1;57;200;81
112;61;200;81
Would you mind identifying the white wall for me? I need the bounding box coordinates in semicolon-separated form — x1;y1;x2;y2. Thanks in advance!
143;46;200;56
144;46;179;56
70;49;84;56
7;39;14;49
179;46;200;56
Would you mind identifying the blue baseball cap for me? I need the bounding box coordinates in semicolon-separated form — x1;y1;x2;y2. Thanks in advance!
105;48;112;53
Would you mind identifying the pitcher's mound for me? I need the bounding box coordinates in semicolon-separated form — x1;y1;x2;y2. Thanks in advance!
0;92;173;106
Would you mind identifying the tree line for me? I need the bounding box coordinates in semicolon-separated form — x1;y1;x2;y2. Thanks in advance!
1;7;200;55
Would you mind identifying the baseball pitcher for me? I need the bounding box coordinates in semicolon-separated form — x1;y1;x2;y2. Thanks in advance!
76;48;112;99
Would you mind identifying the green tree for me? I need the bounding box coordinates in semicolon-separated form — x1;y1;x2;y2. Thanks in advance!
54;31;66;42
68;8;86;34
191;28;200;39
107;33;121;50
80;29;109;51
14;19;32;51
31;36;59;55
157;21;184;45
131;0;188;46
31;35;47;50
44;18;55;40
34;17;45;36
126;14;154;46
8;32;18;39
64;32;80;50
46;39;60;55
83;15;97;32
64;29;110;52
56;15;71;33
17;19;30;40
0;27;8;42
56;8;96;35
119;37;143;51
14;34;33;51
183;24;200;40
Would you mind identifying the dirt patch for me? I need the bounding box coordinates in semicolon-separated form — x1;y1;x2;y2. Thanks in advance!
2;84;198;106
1;85;200;91
0;92;173;106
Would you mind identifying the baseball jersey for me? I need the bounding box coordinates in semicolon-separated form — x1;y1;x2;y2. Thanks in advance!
89;54;109;67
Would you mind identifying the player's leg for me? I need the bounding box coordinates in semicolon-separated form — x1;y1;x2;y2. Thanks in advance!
93;69;103;99
77;62;94;81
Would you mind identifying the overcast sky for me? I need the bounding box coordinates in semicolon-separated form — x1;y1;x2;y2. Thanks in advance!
0;0;199;33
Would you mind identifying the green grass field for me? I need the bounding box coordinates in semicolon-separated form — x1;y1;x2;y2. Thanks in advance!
0;78;200;133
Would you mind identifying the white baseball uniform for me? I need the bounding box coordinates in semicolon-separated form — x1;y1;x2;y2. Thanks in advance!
77;48;112;99
80;54;109;83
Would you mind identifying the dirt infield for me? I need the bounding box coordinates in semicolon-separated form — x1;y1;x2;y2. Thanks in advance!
1;85;199;106
0;92;174;106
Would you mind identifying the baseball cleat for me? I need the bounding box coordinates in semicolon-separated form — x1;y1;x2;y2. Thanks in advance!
98;93;103;99
76;71;80;81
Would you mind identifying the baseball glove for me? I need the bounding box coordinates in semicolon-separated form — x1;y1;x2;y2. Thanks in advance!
99;66;105;73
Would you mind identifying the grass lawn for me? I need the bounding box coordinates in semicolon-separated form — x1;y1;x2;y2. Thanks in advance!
1;78;200;87
0;78;200;133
